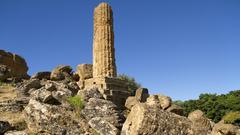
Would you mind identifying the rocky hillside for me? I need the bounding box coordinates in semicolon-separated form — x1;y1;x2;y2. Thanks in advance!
0;51;239;135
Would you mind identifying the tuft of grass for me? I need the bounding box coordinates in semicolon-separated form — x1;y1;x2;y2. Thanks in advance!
91;129;100;135
67;96;84;117
223;111;240;126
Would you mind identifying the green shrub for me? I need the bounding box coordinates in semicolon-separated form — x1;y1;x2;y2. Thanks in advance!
67;96;84;117
176;90;240;123
223;111;240;126
118;74;141;95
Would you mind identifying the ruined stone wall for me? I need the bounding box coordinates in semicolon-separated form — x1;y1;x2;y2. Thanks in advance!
93;3;117;78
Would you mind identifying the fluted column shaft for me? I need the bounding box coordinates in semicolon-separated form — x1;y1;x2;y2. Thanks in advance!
93;3;117;78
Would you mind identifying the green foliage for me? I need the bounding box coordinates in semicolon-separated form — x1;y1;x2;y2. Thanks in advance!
176;90;240;123
223;111;240;126
118;74;141;95
67;96;84;117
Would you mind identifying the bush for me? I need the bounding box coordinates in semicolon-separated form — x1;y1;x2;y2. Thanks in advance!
176;90;240;123
223;111;240;126
67;96;84;117
118;74;141;95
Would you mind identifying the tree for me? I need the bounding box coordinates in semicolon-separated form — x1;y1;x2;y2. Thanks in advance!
117;74;141;95
176;90;240;123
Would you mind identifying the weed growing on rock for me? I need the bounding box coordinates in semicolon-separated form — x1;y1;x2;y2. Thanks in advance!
67;96;84;117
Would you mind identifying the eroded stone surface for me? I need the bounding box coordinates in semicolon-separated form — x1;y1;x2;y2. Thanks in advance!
81;98;124;128
121;103;194;135
188;110;213;135
77;88;103;102
89;117;120;135
50;65;73;81
93;3;117;78
211;120;240;135
0;50;28;81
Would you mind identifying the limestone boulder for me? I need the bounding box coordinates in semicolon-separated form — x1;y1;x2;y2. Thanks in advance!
23;99;86;134
211;120;240;135
30;88;61;105
146;95;161;107
76;64;93;80
31;71;51;80
89;117;120;135
166;104;184;116
16;79;42;97
81;98;124;128
77;87;103;102
0;121;12;134
121;103;195;135
125;88;149;110
125;96;139;110
51;86;73;104
0;50;28;80
50;65;73;81
188;110;213;135
135;88;149;102
145;94;172;110
158;94;172;110
39;81;75;104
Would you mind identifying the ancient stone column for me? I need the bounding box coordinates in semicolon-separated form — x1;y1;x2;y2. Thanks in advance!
93;3;117;78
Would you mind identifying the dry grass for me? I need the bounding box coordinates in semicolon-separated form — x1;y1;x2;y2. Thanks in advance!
0;85;16;101
0;111;26;130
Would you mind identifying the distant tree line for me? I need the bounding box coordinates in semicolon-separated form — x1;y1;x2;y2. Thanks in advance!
174;90;240;123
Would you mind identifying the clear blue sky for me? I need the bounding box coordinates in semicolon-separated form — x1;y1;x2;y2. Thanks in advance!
1;0;240;100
